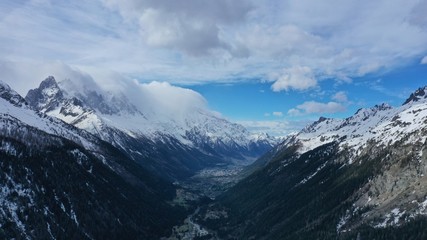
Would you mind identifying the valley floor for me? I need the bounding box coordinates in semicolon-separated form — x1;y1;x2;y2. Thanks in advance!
164;164;245;240
179;164;245;200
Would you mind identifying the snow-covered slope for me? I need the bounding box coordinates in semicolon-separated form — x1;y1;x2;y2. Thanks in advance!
279;88;427;159
206;86;427;239
0;80;98;150
24;76;276;179
0;80;185;239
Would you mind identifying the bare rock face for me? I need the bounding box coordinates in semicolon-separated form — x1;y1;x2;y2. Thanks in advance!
25;76;64;112
0;81;28;107
403;86;427;105
341;139;427;231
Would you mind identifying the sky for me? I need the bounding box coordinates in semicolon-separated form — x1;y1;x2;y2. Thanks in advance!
0;0;426;136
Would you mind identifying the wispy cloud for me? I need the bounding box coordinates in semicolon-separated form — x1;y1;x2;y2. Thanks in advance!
0;0;426;93
288;88;350;116
332;91;348;102
102;0;252;57
269;66;317;92
0;60;95;95
238;119;311;136
288;101;346;116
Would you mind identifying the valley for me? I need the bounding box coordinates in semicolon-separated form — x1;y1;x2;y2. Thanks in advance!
2;78;427;239
160;86;427;240
166;164;248;240
1;1;426;239
178;164;247;200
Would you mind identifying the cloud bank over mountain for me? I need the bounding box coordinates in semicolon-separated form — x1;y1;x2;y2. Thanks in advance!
1;0;426;91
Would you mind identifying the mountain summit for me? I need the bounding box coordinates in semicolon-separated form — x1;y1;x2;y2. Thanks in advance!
0;81;28;108
26;76;63;112
403;86;427;105
199;85;427;239
25;76;277;180
0;81;184;239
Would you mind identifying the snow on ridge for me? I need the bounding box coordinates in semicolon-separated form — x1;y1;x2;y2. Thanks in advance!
0;81;28;108
403;86;427;105
287;99;427;157
0;90;96;151
27;76;273;150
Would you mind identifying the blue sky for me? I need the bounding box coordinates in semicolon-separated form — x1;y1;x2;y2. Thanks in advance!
199;65;427;118
187;63;427;134
0;0;426;135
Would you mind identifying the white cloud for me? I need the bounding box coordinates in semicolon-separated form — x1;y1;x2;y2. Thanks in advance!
421;56;427;64
290;101;346;115
102;0;251;25
138;8;226;56
103;80;209;125
0;60;99;95
241;0;427;88
238;119;311;137
272;111;283;117
103;0;252;56
0;0;427;92
287;108;302;116
0;61;208;123
270;66;317;92
332;91;348;102
241;24;322;59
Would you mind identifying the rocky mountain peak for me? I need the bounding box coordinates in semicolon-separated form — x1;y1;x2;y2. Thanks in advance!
25;76;64;112
317;116;328;122
22;76;276;173
38;75;58;89
354;102;392;115
0;80;27;107
350;103;393;124
301;116;332;133
403;86;427;105
373;102;392;111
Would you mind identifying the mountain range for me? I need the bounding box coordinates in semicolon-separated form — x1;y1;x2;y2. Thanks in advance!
2;75;427;239
195;86;427;239
0;76;279;239
25;76;276;180
0;80;187;239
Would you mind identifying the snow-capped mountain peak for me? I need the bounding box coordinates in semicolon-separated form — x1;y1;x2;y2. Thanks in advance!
0;81;183;239
403;86;427;105
0;80;99;151
215;86;427;239
281;88;427;156
23;76;276;179
335;103;393;129
58;78;140;115
25;77;275;150
25;76;64;112
354;102;393;116
0;80;28;108
300;116;335;134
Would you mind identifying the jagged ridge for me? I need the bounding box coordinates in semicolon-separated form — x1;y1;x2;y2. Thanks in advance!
0;81;186;239
200;85;427;239
24;76;277;180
